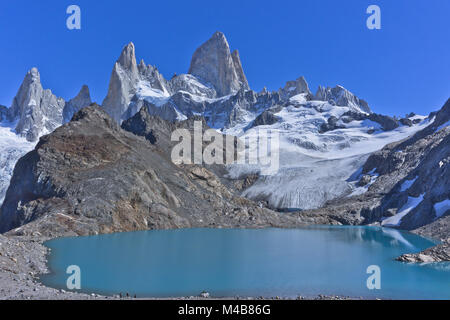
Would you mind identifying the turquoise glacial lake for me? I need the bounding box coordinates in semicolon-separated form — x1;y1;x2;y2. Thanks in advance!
41;226;450;299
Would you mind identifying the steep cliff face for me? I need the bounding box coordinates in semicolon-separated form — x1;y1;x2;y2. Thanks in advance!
0;105;316;237
188;31;249;97
365;99;450;230
102;42;142;122
8;68;65;142
102;42;171;123
0;105;7;122
231;49;249;93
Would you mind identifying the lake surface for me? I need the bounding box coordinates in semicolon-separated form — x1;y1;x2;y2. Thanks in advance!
41;226;450;299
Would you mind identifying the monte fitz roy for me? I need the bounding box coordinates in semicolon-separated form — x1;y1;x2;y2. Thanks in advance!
0;29;449;279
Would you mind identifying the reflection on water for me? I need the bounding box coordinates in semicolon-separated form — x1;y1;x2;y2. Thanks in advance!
41;226;449;299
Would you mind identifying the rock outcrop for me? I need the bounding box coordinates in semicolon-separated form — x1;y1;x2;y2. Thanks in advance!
250;110;279;128
367;113;399;131
397;240;450;263
231;50;249;92
361;99;450;230
188;31;249;96
396;215;450;263
280;76;312;100
319;116;345;133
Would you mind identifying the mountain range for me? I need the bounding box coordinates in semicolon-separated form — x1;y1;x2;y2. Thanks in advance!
0;32;448;259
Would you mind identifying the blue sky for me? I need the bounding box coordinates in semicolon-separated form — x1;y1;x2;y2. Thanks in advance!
0;0;449;116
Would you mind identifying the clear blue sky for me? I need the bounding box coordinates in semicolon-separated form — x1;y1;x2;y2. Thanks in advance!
0;0;449;116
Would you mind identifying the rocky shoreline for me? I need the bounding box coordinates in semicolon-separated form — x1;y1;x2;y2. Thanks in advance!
0;234;98;300
397;215;450;263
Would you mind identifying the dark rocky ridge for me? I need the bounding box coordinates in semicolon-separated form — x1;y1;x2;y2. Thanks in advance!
0;105;338;237
250;110;279;128
361;99;450;229
121;106;236;166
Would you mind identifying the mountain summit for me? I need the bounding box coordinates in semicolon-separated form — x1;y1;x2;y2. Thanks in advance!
0;32;433;216
8;68;65;142
102;42;169;123
188;31;249;96
102;42;141;122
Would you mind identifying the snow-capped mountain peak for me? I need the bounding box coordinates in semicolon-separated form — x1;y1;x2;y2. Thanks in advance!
102;42;172;123
0;32;434;214
315;85;371;114
117;42;139;73
0;69;91;205
188;31;249;96
8;67;65;142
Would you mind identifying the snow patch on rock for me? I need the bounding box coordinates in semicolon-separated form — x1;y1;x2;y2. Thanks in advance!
382;194;425;227
434;199;450;218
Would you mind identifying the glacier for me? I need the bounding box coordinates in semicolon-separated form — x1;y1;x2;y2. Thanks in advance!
0;121;35;204
225;94;430;210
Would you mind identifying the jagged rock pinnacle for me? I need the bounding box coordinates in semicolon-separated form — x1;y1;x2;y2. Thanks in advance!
117;42;138;73
8;68;65;141
63;84;92;122
188;31;249;96
280;76;312;100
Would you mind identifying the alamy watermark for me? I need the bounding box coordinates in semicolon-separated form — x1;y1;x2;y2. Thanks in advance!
170;121;280;175
366;5;381;30
366;265;381;290
66;5;81;30
66;265;81;290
